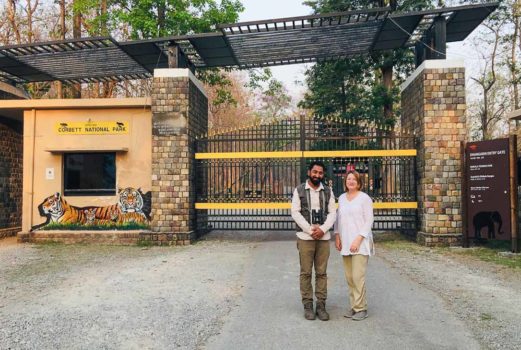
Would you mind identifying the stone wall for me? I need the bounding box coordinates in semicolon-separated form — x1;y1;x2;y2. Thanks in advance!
0;118;23;239
401;61;466;246
18;231;151;245
149;69;208;245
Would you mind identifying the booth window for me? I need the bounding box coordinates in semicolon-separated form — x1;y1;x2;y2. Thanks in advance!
63;153;116;196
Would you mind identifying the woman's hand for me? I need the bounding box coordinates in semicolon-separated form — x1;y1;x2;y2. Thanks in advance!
335;234;342;251
349;235;364;253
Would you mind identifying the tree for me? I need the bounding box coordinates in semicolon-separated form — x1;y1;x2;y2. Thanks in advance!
300;0;432;127
6;0;22;44
205;71;257;129
246;68;292;123
0;0;245;100
460;0;520;140
109;0;243;39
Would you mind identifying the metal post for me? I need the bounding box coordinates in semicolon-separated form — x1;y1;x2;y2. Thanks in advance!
432;16;447;60
509;135;519;253
461;141;468;248
167;45;179;68
415;41;426;67
300;113;307;183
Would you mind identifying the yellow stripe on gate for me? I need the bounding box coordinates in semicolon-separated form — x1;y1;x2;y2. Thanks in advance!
303;150;417;157
195;202;292;210
195;202;418;210
195;151;302;159
374;202;418;209
195;150;416;159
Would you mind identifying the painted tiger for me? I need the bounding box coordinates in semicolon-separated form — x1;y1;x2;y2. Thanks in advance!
84;208;117;226
84;208;96;225
38;192;87;225
117;211;148;224
118;187;144;213
58;187;147;222
35;187;152;230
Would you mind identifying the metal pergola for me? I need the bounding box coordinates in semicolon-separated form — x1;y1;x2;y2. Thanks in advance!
0;2;498;84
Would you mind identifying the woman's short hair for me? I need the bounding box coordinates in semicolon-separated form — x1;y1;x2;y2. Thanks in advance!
345;170;362;191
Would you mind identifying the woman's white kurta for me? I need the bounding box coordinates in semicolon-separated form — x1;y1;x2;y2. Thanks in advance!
334;191;375;256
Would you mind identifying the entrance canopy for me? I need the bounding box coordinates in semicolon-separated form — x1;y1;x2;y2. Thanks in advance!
0;2;498;84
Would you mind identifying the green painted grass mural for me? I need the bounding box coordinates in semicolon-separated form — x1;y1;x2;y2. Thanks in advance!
40;222;150;231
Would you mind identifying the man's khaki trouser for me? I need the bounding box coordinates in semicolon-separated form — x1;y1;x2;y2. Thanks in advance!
297;239;330;304
342;254;369;312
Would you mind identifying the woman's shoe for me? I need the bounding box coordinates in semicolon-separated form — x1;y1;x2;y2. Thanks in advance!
352;310;368;321
343;309;355;318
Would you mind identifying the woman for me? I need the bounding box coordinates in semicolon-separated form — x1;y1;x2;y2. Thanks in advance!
334;170;374;321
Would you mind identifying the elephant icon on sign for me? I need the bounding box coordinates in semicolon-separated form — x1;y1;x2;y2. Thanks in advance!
473;211;503;239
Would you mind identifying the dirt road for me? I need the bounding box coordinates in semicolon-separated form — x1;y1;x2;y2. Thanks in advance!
0;233;519;349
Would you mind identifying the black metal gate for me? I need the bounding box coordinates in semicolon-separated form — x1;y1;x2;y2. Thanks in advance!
195;115;417;234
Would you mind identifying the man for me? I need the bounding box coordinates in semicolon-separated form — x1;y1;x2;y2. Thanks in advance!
291;161;336;321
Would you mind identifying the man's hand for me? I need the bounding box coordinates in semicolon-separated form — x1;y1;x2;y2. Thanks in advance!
310;226;325;240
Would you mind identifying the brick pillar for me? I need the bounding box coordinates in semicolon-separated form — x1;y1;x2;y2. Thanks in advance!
401;60;466;246
150;69;208;245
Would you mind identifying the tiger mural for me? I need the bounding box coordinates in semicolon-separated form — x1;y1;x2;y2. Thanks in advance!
84;208;118;226
33;187;152;230
37;192;88;225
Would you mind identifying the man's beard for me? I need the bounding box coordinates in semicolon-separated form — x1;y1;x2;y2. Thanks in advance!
309;176;322;186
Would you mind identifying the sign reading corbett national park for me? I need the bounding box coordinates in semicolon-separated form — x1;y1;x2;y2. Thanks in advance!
55;121;129;135
465;138;511;241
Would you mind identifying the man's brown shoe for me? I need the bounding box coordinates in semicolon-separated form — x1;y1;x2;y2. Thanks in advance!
304;302;315;320
316;301;329;321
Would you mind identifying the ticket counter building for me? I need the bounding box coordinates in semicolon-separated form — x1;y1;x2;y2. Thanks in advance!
0;69;208;245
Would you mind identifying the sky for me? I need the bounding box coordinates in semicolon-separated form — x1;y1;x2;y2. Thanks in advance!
237;0;483;101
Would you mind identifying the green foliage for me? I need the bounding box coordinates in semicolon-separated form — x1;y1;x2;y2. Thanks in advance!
378;232;521;269
300;0;433;125
454;244;521;270
69;0;244;104
247;68;292;122
108;0;244;39
199;68;238;107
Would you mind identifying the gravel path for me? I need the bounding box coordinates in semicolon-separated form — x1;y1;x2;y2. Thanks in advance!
0;238;254;349
0;234;520;350
377;244;521;350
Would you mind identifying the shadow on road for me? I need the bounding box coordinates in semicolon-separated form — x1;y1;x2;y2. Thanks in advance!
200;230;296;242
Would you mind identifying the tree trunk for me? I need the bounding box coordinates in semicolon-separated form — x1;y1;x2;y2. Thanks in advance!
341;80;347;115
72;0;82;98
27;0;34;43
100;0;111;97
482;93;489;140
157;2;166;35
512;6;520;110
7;0;22;44
56;0;66;98
382;64;393;121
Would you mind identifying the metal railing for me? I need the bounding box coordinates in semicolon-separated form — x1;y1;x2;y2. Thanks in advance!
195;115;417;233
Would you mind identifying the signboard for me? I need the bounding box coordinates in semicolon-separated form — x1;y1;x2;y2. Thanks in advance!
152;113;183;136
55;121;129;135
465;138;511;241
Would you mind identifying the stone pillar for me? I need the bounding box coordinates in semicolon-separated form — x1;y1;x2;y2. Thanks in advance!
401;60;466;246
0;118;23;239
150;69;208;245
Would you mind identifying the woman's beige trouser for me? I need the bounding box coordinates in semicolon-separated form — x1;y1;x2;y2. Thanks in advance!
342;254;369;312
